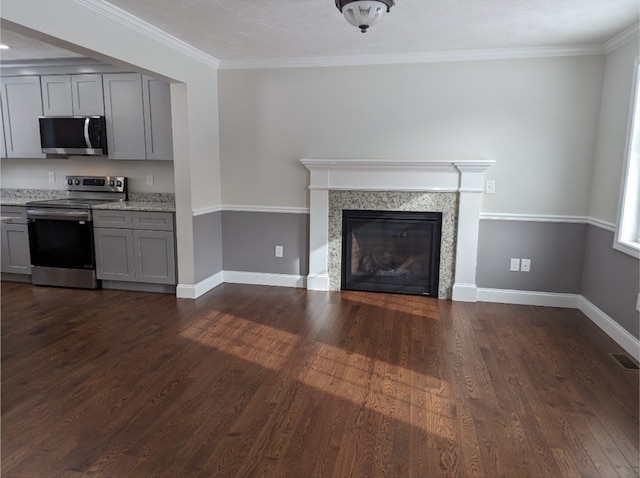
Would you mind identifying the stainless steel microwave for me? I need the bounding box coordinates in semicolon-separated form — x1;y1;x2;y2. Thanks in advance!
39;116;108;156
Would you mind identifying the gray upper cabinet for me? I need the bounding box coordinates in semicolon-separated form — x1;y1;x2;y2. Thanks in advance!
2;70;172;161
142;76;173;161
41;75;73;115
71;74;105;115
103;73;146;160
0;76;46;158
41;74;104;116
0;96;6;158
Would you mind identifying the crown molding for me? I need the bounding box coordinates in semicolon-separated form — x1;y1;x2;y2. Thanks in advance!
0;57;127;75
604;22;640;54
75;0;220;69
63;1;634;71
218;44;605;70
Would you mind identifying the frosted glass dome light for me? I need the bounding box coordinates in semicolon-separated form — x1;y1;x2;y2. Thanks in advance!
335;0;395;33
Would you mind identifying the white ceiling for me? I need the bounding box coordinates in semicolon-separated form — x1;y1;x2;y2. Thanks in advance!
1;0;639;64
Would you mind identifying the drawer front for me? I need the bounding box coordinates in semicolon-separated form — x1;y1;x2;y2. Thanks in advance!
93;210;133;228
132;211;174;231
1;206;27;224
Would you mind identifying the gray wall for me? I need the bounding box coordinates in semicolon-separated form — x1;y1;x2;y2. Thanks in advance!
193;211;223;283
476;220;587;293
581;225;639;338
222;211;309;276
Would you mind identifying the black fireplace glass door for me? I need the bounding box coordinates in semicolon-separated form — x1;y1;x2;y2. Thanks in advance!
341;210;442;296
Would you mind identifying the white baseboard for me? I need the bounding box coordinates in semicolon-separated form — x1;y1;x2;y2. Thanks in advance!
452;283;478;302
477;288;581;308
477;287;639;361
176;271;223;299
306;273;330;291
223;271;306;289
578;297;640;361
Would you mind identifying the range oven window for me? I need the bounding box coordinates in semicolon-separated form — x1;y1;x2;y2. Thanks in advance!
28;219;96;270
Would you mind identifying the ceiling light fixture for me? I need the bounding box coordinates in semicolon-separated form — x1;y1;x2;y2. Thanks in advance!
335;0;395;33
0;44;10;50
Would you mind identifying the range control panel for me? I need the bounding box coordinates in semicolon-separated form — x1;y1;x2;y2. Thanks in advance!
65;176;127;193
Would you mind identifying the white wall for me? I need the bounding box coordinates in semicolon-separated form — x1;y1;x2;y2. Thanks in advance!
1;158;175;193
589;40;640;224
219;56;605;216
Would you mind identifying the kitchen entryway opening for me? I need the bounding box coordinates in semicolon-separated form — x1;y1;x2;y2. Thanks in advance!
341;210;442;297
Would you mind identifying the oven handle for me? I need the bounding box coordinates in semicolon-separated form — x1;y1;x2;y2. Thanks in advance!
27;209;92;221
84;117;92;149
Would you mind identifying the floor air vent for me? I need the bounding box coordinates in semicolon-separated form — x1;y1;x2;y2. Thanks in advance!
610;353;640;370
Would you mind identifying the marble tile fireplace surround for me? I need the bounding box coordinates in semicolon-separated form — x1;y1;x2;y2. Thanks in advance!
301;159;495;302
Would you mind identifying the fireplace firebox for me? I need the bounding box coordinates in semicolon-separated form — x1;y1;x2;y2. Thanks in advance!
341;210;442;297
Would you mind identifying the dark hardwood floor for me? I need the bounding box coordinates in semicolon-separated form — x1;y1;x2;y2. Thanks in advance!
1;281;638;477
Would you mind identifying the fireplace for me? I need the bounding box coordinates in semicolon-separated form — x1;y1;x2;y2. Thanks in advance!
341;210;442;296
301;158;495;302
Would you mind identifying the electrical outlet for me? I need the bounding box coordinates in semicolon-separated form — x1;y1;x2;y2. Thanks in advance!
275;245;283;258
521;258;531;272
48;171;55;183
510;258;520;271
146;175;154;186
485;180;496;194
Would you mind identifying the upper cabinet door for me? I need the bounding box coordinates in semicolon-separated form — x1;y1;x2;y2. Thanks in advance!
103;73;146;160
71;74;104;115
142;76;173;161
0;96;7;158
0;76;46;158
41;74;104;116
41;75;73;115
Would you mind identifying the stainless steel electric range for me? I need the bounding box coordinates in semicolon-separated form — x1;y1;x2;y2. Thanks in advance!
26;175;128;289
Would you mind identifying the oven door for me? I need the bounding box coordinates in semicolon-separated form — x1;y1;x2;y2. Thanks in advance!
26;208;98;289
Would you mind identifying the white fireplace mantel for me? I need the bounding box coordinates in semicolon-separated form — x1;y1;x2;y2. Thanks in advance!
301;158;495;302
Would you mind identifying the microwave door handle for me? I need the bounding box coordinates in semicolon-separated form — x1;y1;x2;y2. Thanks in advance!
83;118;92;149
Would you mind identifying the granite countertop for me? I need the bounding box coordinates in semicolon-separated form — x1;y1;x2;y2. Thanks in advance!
92;201;175;212
0;197;41;206
0;190;175;212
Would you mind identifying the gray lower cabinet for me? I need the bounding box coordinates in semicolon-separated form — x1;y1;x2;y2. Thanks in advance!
133;229;176;284
93;210;176;285
1;207;31;275
94;228;135;281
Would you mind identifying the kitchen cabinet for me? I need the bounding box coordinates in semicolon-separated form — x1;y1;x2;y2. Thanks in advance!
93;210;176;285
1;96;6;158
102;73;146;160
0;76;46;158
142;76;173;161
41;74;104;116
1;206;31;275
